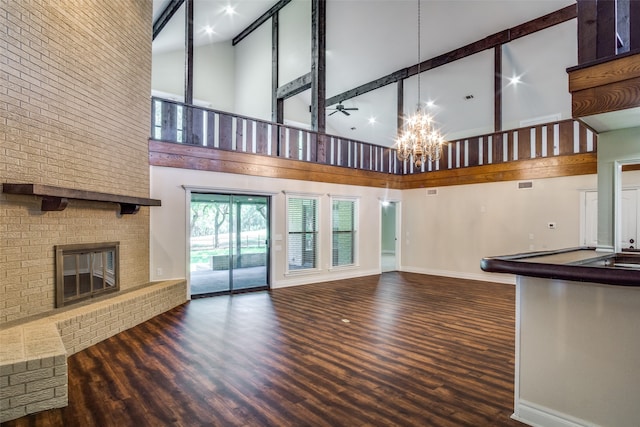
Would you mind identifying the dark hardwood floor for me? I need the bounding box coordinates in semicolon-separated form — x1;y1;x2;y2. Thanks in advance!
2;272;524;427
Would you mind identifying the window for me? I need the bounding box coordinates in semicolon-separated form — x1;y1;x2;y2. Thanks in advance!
332;198;357;267
287;196;318;271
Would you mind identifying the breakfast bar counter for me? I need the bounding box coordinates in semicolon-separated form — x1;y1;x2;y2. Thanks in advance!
481;247;640;427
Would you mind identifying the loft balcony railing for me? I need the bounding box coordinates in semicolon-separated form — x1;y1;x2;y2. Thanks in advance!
151;97;401;174
151;97;597;176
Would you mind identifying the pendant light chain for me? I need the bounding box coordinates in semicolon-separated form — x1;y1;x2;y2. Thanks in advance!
417;0;421;109
395;0;446;169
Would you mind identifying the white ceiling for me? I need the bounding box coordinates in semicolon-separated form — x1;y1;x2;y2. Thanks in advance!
152;0;277;53
153;0;606;146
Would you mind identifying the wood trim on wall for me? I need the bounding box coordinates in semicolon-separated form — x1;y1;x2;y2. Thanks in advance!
149;140;404;189
568;53;640;117
400;153;597;189
149;141;597;190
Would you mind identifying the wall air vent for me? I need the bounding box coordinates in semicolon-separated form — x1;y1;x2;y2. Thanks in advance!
518;181;534;189
426;189;438;196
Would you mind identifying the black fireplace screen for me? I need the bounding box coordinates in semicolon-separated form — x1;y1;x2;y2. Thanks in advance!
55;242;119;307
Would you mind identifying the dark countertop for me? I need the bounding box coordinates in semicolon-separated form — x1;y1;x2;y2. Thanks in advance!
481;247;640;287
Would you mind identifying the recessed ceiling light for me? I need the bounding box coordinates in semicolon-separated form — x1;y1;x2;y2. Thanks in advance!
426;100;435;107
368;117;376;125
204;25;215;35
509;75;522;85
224;5;236;16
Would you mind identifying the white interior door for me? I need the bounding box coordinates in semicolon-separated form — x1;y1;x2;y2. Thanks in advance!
582;189;639;249
620;189;639;249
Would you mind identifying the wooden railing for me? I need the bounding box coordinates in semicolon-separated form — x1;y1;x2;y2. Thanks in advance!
151;97;401;174
151;97;597;176
412;119;598;175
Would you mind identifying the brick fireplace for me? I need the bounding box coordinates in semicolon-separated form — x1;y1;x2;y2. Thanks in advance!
0;0;188;422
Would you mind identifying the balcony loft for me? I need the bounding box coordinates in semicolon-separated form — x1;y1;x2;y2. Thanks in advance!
567;0;640;132
149;97;598;189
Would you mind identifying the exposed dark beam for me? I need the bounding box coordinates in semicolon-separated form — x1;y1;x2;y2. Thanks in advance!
232;0;292;46
508;4;577;40
577;1;598;63
632;0;640;50
184;0;193;105
184;0;194;143
406;31;510;78
397;80;404;136
152;0;184;41
494;46;502;132
596;0;616;58
272;12;279;122
311;0;326;132
276;73;312;99
326;69;409;107
327;4;577;106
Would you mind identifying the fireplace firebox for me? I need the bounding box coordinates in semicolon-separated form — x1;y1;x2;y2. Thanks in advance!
55;242;120;307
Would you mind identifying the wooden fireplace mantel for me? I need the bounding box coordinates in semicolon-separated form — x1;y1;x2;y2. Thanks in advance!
1;183;161;215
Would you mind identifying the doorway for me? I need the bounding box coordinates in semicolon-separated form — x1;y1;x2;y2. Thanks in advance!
381;201;398;272
190;193;270;297
582;188;639;249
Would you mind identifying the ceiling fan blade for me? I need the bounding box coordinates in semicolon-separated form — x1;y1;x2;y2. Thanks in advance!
342;110;351;116
329;110;338;116
345;107;359;111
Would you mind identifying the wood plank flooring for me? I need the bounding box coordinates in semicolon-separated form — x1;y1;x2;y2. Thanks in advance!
2;272;524;427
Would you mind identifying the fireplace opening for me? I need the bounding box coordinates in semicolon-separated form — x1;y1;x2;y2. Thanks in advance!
55;242;120;307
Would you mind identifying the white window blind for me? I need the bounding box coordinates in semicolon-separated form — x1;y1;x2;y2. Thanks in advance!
287;197;318;271
332;199;356;267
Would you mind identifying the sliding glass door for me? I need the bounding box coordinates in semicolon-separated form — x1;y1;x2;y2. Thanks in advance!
190;193;269;297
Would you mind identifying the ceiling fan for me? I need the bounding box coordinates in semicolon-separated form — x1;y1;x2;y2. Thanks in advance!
328;102;359;116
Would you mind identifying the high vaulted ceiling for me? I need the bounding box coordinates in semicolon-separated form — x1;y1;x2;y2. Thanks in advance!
152;0;579;146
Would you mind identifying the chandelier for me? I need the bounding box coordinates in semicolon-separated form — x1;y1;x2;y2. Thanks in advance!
396;0;446;169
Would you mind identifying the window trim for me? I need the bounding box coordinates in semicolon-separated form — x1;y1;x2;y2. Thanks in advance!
329;196;359;270
285;194;321;275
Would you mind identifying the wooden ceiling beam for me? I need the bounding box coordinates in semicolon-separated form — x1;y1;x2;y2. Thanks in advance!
326;4;576;106
311;0;327;132
232;0;292;46
276;73;312;99
152;0;184;41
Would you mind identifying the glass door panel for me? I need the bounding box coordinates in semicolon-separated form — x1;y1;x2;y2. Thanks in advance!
190;193;231;295
232;196;269;291
190;193;269;297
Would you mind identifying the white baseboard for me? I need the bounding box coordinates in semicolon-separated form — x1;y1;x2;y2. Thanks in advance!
272;268;381;289
271;266;515;289
399;266;516;285
514;400;599;427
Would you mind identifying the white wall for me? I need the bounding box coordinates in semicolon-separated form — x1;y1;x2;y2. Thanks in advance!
152;42;236;112
234;19;272;120
502;19;576;130
151;167;597;288
278;0;311;85
152;48;185;99
150;166;402;291
400;174;597;283
193;42;235;111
